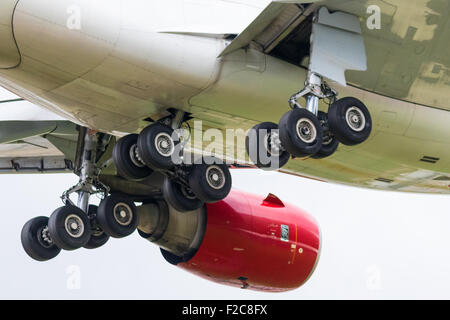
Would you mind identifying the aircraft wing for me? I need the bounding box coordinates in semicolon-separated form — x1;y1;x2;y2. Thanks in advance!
0;88;78;173
219;1;320;57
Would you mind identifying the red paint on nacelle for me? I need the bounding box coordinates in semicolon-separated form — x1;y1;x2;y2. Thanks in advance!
179;189;321;292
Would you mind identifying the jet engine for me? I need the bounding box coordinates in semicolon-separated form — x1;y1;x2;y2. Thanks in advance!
137;189;321;292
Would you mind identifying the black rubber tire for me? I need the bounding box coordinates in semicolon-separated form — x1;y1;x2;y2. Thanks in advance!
83;205;110;249
246;122;290;169
21;217;61;262
97;194;138;238
312;111;339;159
188;158;232;203
137;123;177;171
113;134;153;181
279;108;323;157
83;231;109;249
48;205;91;251
328;97;372;146
163;177;204;212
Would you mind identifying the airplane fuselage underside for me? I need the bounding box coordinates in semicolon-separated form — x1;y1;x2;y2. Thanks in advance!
1;0;450;193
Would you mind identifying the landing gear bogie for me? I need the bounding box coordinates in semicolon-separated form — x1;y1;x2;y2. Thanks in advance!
21;128;144;262
113;116;233;212
162;157;232;212
245;71;372;167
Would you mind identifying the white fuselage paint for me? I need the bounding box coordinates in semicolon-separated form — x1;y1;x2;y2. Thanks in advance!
0;0;274;132
1;0;450;192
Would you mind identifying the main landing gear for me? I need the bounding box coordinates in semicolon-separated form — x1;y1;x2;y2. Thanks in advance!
112;112;232;213
246;72;372;169
21;129;139;262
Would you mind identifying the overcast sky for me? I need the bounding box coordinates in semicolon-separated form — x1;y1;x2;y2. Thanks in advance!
1;169;449;300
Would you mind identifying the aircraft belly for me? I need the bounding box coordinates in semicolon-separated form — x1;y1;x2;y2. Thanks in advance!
188;48;450;193
0;0;448;193
0;0;224;133
0;0;20;69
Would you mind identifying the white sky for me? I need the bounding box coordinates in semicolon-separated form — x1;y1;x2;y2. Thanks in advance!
1;170;449;300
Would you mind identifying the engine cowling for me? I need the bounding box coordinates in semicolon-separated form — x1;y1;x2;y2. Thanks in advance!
137;189;321;292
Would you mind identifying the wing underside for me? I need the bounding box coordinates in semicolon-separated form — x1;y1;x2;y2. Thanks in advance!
0;88;78;173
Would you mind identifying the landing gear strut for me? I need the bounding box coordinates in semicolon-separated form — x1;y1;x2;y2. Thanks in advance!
246;72;372;168
21;128;139;261
280;72;372;156
246;7;372;169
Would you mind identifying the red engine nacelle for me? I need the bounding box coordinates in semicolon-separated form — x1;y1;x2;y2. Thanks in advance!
137;189;321;292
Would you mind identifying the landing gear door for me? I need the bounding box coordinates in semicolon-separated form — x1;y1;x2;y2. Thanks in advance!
309;7;367;86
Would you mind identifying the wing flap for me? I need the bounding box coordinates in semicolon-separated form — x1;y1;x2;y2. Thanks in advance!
218;1;320;57
0;156;71;174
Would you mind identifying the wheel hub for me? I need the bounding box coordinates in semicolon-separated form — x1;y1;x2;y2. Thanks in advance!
296;118;317;143
181;185;197;200
129;144;146;168
206;166;226;190
64;214;85;238
154;133;175;157
92;227;104;237
113;203;133;226
37;226;53;248
346;107;365;132
265;132;282;157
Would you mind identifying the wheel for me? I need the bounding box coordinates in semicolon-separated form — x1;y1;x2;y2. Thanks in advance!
312;111;339;159
163;177;203;212
97;194;138;238
137;123;177;171
48;205;91;251
21;217;61;262
246;122;290;169
113;134;153;181
328;97;372;146
83;205;110;249
188;158;232;203
279;108;323;157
